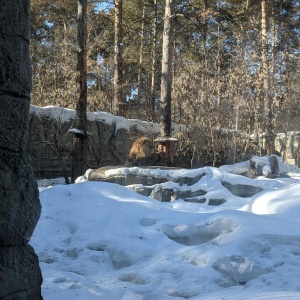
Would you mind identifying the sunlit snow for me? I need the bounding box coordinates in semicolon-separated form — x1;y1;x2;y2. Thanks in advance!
31;159;300;300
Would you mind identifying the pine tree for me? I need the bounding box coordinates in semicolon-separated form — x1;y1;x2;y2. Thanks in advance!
71;0;88;183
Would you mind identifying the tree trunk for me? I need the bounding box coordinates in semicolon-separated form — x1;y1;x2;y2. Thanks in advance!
261;0;274;154
150;0;158;119
0;1;43;298
71;0;88;183
114;0;125;116
160;0;176;137
157;0;177;166
137;3;146;104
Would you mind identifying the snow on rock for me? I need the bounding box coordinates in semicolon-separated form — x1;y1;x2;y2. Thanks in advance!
212;255;267;287
262;165;272;177
30;105;162;134
30;105;76;123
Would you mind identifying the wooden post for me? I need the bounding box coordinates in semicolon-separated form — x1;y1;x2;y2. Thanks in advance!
70;130;88;182
155;137;178;166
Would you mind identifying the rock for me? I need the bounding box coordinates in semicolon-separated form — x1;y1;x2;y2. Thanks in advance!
128;185;153;197
246;159;265;178
213;255;266;287
172;173;205;186
184;198;206;204
0;245;43;300
269;155;279;177
150;186;173;202
262;165;272;178
0;159;41;245
0;1;43;298
88;166;168;186
183;198;226;206
172;189;206;200
222;181;263;197
208;198;227;206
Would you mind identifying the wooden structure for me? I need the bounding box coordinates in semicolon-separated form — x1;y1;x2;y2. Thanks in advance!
154;136;178;166
261;133;277;155
69;128;90;182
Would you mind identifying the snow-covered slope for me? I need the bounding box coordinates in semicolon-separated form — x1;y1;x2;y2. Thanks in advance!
31;161;300;299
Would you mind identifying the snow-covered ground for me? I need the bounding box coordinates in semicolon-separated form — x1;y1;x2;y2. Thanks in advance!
31;157;300;300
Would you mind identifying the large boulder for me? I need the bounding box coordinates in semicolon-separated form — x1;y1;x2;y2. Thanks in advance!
221;181;263;197
88;166;169;186
85;166;210;203
0;1;43;298
0;245;43;300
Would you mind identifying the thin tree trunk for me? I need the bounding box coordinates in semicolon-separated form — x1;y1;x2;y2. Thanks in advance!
76;0;87;131
150;0;158;118
114;0;125;116
137;3;146;104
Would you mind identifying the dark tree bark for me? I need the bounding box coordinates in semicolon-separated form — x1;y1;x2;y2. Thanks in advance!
150;0;158;118
71;0;88;183
261;0;274;154
0;0;43;299
160;0;176;137
114;0;125;116
137;3;146;105
156;0;177;166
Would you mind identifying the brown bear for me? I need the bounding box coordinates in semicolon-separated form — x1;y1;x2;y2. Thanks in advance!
125;137;154;167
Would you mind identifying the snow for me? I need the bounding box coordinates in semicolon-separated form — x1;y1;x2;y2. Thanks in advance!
30;105;161;134
31;159;300;300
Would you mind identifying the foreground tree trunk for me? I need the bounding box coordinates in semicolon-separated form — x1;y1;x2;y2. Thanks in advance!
0;0;43;299
71;0;88;183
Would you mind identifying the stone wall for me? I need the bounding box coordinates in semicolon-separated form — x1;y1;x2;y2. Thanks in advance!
274;132;300;165
28;106;162;179
28;106;300;180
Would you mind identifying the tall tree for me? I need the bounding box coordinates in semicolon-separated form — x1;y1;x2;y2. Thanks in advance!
160;0;176;137
28;0;300;165
0;0;42;298
260;0;274;154
156;0;177;166
71;0;88;183
150;0;158;118
137;2;146;103
114;0;125;116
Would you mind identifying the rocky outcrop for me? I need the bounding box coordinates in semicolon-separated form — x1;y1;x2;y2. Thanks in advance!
28;106;162;179
83;166;236;204
88;166;169;186
221;181;263;197
0;2;42;298
84;164;276;204
28;105;300;180
0;245;43;300
83;166;208;202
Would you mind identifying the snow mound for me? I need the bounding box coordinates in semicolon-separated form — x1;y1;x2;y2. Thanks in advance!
250;184;300;221
31;172;300;299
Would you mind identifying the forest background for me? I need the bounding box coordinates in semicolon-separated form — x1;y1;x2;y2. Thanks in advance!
30;0;300;168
